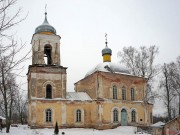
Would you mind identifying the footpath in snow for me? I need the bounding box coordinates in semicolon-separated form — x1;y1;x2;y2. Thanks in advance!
0;125;150;135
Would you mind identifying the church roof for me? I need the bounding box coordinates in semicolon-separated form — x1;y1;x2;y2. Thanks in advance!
35;12;56;34
66;92;92;101
85;62;130;77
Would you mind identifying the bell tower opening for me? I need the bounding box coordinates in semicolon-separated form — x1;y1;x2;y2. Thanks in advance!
44;44;52;65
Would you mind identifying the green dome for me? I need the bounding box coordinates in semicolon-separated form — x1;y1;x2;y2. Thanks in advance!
35;12;56;34
102;46;112;56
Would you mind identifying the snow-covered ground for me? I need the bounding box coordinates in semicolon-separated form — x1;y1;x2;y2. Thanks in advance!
0;125;150;135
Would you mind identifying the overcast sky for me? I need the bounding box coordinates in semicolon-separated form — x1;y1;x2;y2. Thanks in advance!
12;0;180;115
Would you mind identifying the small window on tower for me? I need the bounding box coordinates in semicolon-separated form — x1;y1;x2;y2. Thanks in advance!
44;44;52;65
46;84;52;99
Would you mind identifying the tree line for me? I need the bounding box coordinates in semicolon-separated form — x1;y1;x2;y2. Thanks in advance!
118;46;180;121
0;0;29;133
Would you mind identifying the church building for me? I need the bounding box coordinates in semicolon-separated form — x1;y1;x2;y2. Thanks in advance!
27;12;153;129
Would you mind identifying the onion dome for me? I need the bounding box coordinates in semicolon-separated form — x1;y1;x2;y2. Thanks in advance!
102;46;112;56
102;34;112;62
85;34;130;77
35;12;56;35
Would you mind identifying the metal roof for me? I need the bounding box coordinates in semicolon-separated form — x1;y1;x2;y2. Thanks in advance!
66;92;92;101
102;46;112;56
35;12;56;34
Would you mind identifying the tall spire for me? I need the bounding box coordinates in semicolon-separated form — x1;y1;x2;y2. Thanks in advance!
105;33;108;47
44;4;48;24
45;4;47;14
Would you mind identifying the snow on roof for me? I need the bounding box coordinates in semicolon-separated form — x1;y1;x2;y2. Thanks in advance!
0;116;6;120
151;121;165;128
66;92;92;101
31;97;66;101
85;62;130;77
133;101;144;103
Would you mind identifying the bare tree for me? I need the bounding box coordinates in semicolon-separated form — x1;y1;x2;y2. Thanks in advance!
118;45;160;102
159;63;177;120
167;56;180;116
0;0;29;133
14;91;27;125
175;56;180;115
0;72;18;132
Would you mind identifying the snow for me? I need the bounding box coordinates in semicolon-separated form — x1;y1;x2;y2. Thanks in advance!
133;101;144;103
0;125;150;135
0;116;5;120
85;62;130;77
151;121;165;128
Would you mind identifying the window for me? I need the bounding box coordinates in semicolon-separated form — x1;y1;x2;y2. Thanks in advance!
122;87;126;100
44;45;52;65
150;112;152;123
113;109;118;122
131;110;136;122
131;88;135;100
46;109;52;122
46;84;52;99
76;109;81;122
113;85;117;99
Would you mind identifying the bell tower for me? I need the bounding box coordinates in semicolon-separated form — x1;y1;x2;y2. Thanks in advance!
32;12;61;66
27;11;67;127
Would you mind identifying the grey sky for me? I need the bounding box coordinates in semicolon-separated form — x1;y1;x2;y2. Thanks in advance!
13;0;180;115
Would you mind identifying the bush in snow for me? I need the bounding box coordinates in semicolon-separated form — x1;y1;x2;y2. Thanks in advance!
54;122;59;135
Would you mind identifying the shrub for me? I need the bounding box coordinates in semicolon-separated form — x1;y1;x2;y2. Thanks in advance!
54;121;59;135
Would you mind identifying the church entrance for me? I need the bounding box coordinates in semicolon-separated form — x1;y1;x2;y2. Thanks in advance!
121;109;127;126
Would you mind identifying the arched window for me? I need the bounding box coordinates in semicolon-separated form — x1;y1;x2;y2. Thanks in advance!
131;88;135;100
76;109;81;122
122;86;126;100
113;85;117;99
113;109;118;122
46;84;52;99
131;110;136;122
44;44;52;65
46;109;52;122
150;112;153;123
